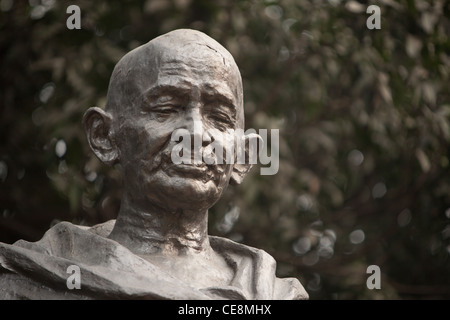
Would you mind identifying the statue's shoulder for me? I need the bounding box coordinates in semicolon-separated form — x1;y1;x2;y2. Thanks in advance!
209;235;308;300
85;219;116;237
209;235;276;265
49;219;116;236
0;220;212;300
4;219;116;256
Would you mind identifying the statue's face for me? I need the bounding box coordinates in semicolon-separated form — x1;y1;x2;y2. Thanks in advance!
113;45;242;212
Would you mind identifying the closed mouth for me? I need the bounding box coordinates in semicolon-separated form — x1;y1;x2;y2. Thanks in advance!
171;162;207;172
159;149;226;182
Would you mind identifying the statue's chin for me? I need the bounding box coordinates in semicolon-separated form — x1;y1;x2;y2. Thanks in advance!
136;170;227;212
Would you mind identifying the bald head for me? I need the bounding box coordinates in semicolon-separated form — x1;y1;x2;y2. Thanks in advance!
83;29;253;208
105;29;244;128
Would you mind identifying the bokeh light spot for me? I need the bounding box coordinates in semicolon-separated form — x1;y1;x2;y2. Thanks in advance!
349;229;365;244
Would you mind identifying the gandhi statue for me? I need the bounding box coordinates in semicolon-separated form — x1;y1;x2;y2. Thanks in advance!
0;29;308;300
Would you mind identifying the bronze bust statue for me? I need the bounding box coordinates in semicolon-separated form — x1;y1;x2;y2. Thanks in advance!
0;29;308;300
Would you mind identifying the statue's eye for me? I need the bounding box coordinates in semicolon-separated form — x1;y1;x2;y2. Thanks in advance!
211;112;231;124
151;105;180;120
203;96;236;131
142;93;185;120
209;110;234;131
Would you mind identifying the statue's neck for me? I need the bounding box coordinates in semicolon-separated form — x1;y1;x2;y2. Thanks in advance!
108;193;211;257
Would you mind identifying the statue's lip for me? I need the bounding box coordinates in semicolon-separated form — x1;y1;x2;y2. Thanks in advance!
165;162;209;177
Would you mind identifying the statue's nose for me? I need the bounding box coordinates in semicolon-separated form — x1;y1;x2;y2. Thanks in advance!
184;106;204;142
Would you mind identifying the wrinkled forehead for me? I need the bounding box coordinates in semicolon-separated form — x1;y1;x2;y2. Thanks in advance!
106;30;243;119
159;48;236;84
146;42;241;102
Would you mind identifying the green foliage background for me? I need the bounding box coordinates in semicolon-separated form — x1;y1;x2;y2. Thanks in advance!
1;0;449;299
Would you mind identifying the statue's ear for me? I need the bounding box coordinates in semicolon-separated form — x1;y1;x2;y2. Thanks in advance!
83;107;119;166
230;133;262;185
